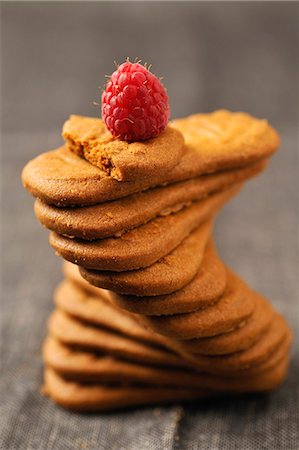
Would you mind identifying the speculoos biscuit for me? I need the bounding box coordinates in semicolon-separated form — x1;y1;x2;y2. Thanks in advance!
49;187;237;271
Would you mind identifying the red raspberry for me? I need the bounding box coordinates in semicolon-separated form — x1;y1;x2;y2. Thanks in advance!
101;61;170;142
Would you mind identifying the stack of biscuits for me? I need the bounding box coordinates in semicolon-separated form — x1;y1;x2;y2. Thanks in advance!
22;110;292;412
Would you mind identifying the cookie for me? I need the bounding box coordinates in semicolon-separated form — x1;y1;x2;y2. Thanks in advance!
139;271;256;340
50;276;292;376
54;280;168;349
49;291;291;378
43;368;209;412
48;309;187;369
79;220;212;296
63;115;184;181
22;124;270;208
45;356;289;414
43;336;289;393
172;110;280;173
182;295;275;355
34;162;264;239
177;314;291;375
49;187;237;271
63;260;107;297
232;334;291;377
164;322;291;378
109;240;227;315
43;336;208;388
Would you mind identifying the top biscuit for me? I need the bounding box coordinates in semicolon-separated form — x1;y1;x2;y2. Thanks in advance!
63;115;184;181
22;110;279;206
172;110;279;173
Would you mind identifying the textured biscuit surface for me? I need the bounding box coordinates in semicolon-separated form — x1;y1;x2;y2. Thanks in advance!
43;359;289;411
48;288;292;378
182;295;275;355
172;110;279;172
48;309;187;368
63;260;108;297
22;110;276;207
43;336;208;388
34;162;265;238
54;280;168;349
43;368;210;411
49;187;237;271
139;271;256;340
43;337;289;393
79;220;212;296
109;240;227;315
60;264;282;364
179;315;291;375
63;115;184;181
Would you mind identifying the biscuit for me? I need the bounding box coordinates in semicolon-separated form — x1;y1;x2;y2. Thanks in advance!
182;295;275;355
63;115;184;181
43;368;210;412
139;271;256;340
48;309;187;368
165;324;291;378
43;336;289;393
109;240;227;315
177;315;291;375
54;280;168;349
43;360;288;411
34;162;264;239
63;260;107;297
231;334;291;377
21;108;291;412
43;336;209;388
63;112;278;182
55;276;277;370
22;126;270;208
50;278;288;377
172;110;279;173
49;187;237;271
79;220;212;296
48;300;291;378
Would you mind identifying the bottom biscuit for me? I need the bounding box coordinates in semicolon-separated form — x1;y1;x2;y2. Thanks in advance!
44;336;290;394
43;353;289;412
43;368;209;412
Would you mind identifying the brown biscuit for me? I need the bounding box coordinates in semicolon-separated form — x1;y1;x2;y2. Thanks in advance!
63;260;107;297
48;309;187;369
43;336;209;388
172;110;279;173
109;240;227;315
43;368;209;412
34;162;264;239
63;115;184;181
54;280;168;349
79;220;212;296
22;124;270;208
49;187;237;271
43;348;289;412
139;271;256;340
50;286;292;378
177;315;291;375
231;334;291;377
182;295;275;355
48;305;291;379
162;321;291;378
43;336;289;393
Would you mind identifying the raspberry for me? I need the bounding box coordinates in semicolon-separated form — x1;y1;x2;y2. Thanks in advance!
101;61;170;142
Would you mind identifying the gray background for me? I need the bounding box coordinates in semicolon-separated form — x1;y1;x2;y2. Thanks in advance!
1;2;299;449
